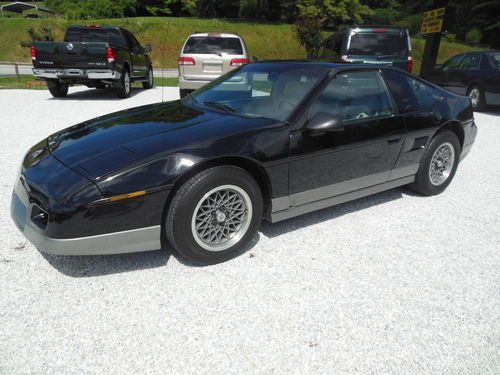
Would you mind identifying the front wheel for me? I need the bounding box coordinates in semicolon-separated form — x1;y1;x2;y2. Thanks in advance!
47;81;68;98
408;130;460;196
116;69;131;98
467;85;485;111
142;66;154;89
165;166;263;265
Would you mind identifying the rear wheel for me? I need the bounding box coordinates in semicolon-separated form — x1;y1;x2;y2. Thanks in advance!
165;166;263;265
116;69;131;98
47;81;68;98
467;85;485;111
179;89;191;99
142;66;154;89
408;130;460;196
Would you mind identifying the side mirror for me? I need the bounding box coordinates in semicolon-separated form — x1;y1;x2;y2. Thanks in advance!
306;112;344;135
143;44;152;54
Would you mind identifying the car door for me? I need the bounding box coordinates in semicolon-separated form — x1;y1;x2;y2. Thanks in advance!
124;30;147;78
288;70;406;208
455;53;482;95
428;54;464;93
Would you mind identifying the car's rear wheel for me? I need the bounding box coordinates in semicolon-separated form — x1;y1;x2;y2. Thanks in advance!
467;85;485;111
408;130;460;196
165;166;263;265
47;80;68;98
179;89;191;99
116;69;131;98
142;66;154;89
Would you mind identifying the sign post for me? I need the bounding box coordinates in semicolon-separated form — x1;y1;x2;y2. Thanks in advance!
420;6;447;75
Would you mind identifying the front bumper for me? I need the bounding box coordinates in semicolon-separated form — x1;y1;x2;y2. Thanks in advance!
11;180;162;256
32;68;119;80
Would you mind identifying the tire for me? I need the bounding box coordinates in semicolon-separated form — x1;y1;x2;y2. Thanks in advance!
179;89;191;99
47;81;68;98
116;68;131;98
166;166;263;265
408;129;461;196
467;85;485;111
142;66;154;89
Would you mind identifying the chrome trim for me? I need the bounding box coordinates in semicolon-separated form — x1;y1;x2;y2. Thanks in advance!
32;68;117;80
270;176;414;223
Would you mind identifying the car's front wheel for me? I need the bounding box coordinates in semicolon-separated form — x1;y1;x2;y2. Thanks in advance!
165;166;263;265
408;129;460;196
467;85;485;111
47;80;68;98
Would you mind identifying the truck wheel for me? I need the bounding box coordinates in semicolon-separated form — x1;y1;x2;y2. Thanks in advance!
47;81;68;98
142;66;154;89
116;69;131;98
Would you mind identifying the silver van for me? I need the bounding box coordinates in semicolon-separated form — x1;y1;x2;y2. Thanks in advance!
178;32;250;98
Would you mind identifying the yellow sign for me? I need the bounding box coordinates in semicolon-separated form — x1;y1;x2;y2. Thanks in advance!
421;7;446;34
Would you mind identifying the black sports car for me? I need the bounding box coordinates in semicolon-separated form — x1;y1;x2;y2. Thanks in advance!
421;51;500;111
11;61;477;264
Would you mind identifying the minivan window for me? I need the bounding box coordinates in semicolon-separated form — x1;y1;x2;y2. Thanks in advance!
184;37;243;55
348;32;408;56
64;28;108;43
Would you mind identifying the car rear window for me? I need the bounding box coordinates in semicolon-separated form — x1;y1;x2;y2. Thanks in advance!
489;53;500;69
183;36;243;55
64;28;109;43
348;32;408;57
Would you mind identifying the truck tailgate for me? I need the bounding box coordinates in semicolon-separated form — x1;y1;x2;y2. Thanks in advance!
33;42;110;69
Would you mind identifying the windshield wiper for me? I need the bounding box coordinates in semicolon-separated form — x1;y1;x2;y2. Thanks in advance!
203;100;237;113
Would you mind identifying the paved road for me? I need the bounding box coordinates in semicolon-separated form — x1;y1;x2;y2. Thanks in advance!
0;87;499;373
0;64;178;78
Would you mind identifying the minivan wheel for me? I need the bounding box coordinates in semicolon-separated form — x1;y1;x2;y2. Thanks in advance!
142;66;154;89
116;69;131;98
47;81;68;98
467;85;485;111
408;130;460;196
165;166;263;265
179;89;191;98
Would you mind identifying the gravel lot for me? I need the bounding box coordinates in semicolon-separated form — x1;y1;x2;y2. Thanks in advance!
1;87;499;374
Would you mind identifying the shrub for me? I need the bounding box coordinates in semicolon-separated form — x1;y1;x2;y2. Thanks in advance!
465;28;481;45
444;33;456;43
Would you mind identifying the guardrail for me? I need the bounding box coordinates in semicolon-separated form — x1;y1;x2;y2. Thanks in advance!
0;62;32;79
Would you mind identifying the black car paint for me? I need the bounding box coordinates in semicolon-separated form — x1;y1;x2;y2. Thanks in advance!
422;51;500;106
13;63;476;244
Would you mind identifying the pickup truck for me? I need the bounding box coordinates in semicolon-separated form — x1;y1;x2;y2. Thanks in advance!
31;25;154;98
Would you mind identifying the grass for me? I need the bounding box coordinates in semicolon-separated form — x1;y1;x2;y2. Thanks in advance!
0;17;484;73
0;75;177;89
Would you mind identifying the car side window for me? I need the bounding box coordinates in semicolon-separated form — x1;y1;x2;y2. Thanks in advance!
108;29;126;48
124;30;141;52
442;55;464;71
309;71;392;122
383;69;440;111
460;54;480;70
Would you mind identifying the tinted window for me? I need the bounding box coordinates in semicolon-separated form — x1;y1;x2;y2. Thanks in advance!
489;53;500;69
184;36;243;55
460;54;480;70
310;71;392;122
64;28;108;43
442;55;464;71
348;32;408;56
383;69;440;111
108;29;125;47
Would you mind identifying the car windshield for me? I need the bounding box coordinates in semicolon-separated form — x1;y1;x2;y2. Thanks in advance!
348;32;408;57
189;63;328;121
183;36;243;55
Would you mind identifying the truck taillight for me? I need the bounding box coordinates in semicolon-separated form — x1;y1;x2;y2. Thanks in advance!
31;46;37;61
230;58;249;67
178;57;195;66
106;47;116;63
407;56;413;73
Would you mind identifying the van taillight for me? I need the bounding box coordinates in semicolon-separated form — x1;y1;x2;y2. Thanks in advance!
31;46;37;61
407;56;413;73
178;57;195;66
230;58;250;67
106;47;116;63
